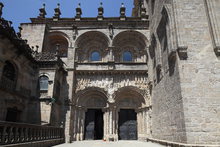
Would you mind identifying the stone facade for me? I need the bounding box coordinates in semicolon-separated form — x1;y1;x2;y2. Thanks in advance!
20;3;152;142
140;0;220;145
0;17;41;124
1;0;220;146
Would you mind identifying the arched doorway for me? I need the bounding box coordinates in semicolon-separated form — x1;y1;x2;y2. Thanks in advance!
114;87;146;140
84;108;103;140
73;88;108;141
118;109;137;140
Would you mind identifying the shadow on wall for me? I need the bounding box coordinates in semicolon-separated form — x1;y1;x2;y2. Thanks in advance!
49;69;70;129
152;53;187;143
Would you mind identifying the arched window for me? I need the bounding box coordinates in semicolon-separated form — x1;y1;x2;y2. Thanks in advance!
39;76;49;92
91;51;101;61
43;33;69;57
123;51;132;62
2;61;16;81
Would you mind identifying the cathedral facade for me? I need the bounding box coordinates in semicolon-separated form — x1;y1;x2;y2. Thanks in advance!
1;0;220;146
21;3;151;141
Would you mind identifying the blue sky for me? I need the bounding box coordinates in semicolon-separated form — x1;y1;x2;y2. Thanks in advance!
1;0;134;32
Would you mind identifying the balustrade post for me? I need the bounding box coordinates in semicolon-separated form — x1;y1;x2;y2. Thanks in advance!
2;126;7;144
4;127;9;144
35;128;38;141
42;128;45;140
52;129;54;139
45;128;48;140
0;126;3;144
8;126;13;144
32;129;35;141
11;127;16;143
28;128;32;141
47;128;50;139
25;128;28;142
22;128;25;142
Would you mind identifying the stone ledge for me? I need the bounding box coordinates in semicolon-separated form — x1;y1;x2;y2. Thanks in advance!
147;138;220;147
2;138;64;147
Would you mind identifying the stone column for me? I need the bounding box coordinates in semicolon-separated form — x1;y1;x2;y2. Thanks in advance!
71;106;80;141
76;108;81;141
142;108;148;140
103;108;108;140
114;107;119;141
106;108;111;140
143;109;147;136
80;108;86;140
149;107;152;137
137;110;140;139
137;108;145;141
109;108;113;135
106;105;118;141
108;46;115;62
145;107;152;138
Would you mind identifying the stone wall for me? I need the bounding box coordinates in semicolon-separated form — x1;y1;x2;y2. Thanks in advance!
176;0;220;144
21;24;46;52
0;35;40;124
147;0;220;145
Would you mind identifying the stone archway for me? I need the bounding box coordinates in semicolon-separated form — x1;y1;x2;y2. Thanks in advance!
72;88;108;141
74;31;110;62
71;86;151;142
112;87;150;141
112;31;149;62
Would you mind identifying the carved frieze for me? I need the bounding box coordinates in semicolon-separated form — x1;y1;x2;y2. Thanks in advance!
75;72;151;105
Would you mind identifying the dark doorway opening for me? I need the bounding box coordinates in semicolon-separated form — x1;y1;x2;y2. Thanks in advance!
84;109;103;140
5;107;21;122
118;109;137;140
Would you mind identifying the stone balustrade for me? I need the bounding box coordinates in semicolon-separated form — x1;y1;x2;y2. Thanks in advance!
0;121;64;146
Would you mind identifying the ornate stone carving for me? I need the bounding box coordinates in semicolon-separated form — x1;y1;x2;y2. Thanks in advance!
85;97;106;108
34;52;57;61
118;98;138;108
75;73;151;105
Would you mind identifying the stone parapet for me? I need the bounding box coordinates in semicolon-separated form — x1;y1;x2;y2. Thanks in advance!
147;138;220;147
0;121;64;146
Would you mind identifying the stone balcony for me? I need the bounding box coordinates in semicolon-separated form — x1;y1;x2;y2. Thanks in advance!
75;62;148;72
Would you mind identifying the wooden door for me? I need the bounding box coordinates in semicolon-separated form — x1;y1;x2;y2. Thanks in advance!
118;109;137;140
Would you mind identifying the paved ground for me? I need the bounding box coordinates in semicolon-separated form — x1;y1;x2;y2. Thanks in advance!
54;140;164;147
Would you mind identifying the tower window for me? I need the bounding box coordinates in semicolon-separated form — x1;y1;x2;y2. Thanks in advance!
39;75;49;92
1;61;17;90
91;51;101;61
2;61;16;81
123;51;132;62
